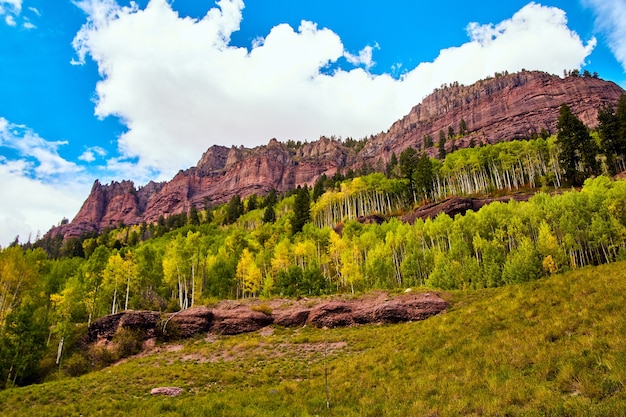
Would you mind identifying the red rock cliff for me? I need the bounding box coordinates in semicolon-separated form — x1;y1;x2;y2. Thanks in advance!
52;71;625;238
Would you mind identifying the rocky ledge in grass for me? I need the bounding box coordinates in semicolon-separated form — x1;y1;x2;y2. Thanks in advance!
84;291;447;348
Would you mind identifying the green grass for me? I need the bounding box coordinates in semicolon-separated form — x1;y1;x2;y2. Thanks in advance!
3;262;626;416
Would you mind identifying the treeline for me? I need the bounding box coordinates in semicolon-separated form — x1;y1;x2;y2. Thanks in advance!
311;97;626;228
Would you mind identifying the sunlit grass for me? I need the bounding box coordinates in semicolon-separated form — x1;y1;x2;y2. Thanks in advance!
2;262;626;416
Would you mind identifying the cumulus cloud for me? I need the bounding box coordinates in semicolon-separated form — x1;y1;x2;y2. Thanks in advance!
0;0;21;14
344;43;379;71
71;0;595;181
78;146;107;162
1;0;40;29
0;117;92;247
582;0;626;71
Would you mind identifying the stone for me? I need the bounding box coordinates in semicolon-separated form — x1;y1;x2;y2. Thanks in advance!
150;387;183;396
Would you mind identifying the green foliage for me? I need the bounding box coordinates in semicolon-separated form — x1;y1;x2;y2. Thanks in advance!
557;103;600;185
3;263;626;415
225;195;244;225
5;106;626;391
597;95;626;175
111;328;144;359
438;130;446;159
292;185;311;234
459;118;468;136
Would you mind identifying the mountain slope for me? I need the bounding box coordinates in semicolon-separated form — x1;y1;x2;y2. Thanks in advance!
1;262;625;416
52;71;625;238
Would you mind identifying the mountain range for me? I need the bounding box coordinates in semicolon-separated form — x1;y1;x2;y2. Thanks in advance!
50;70;625;239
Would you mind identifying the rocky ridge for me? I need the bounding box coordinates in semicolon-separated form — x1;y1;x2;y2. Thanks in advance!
51;71;625;238
84;291;448;350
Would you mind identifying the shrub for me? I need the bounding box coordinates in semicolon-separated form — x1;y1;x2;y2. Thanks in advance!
111;328;143;359
250;304;273;316
63;353;90;377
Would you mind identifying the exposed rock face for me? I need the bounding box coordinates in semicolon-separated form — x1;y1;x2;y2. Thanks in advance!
400;194;534;223
360;71;625;162
51;71;624;238
84;292;448;348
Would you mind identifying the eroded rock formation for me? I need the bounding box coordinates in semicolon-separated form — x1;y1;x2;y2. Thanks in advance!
50;71;625;238
85;291;448;348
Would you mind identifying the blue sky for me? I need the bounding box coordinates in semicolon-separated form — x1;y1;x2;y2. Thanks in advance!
0;0;625;246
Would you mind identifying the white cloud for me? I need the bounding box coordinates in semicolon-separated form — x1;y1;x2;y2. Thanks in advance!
78;145;107;162
582;0;626;71
0;119;82;178
0;118;92;247
344;43;379;71
22;18;35;29
0;161;89;247
1;0;40;29
71;0;595;182
0;0;21;13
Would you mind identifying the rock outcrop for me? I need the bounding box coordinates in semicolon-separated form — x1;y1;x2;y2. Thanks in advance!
359;71;625;162
400;194;535;223
85;292;448;348
50;71;625;238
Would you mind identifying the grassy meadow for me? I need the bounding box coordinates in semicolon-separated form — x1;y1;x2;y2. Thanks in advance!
2;262;626;416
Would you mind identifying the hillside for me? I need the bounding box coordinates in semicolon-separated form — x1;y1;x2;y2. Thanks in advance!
49;71;624;239
2;262;625;416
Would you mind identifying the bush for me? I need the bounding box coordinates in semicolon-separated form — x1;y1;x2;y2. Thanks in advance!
63;353;90;377
86;345;116;370
250;304;273;316
155;316;181;342
111;328;144;359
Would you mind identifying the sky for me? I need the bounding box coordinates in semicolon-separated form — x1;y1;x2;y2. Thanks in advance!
1;0;625;247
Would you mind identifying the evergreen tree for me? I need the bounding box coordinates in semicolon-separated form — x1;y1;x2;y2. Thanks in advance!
247;194;258;212
415;153;434;200
385;152;398;178
225;195;244;224
262;188;278;208
399;147;419;202
556;103;599;186
312;174;327;201
423;134;434;148
262;203;276;224
597;104;621;174
438;133;447;159
292;185;311;234
188;205;200;226
459;118;468;136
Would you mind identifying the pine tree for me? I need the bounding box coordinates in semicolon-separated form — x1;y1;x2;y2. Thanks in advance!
415;153;434;200
399;147;419;202
188;205;200;225
263;203;276;223
597;104;620;174
225;195;244;224
423;134;434;148
438;133;447;159
385;152;398;178
247;195;257;212
556;103;599;186
459;118;468;136
312;174;327;201
292;185;311;234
